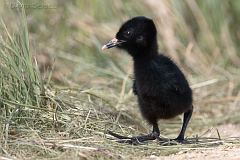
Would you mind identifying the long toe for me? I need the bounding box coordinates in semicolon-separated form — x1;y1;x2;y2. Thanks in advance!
120;134;158;145
117;138;139;145
117;137;146;145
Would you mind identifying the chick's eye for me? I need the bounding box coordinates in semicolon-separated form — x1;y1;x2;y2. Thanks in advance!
124;30;132;37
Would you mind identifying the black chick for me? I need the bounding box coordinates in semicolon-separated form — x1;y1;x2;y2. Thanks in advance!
102;16;193;144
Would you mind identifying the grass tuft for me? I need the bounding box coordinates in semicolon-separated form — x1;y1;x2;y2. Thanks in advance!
0;4;45;151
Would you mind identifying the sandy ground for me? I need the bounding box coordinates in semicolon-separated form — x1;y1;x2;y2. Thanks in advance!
145;124;240;160
156;147;240;160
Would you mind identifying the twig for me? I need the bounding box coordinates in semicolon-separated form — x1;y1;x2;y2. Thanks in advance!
191;79;219;89
0;156;13;160
43;142;98;150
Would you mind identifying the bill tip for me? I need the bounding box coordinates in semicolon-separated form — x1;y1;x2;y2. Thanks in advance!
102;45;108;50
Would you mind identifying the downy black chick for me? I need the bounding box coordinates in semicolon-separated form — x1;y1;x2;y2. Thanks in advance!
102;16;193;144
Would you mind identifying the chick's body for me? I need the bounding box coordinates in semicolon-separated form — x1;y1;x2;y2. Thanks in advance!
134;54;192;124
